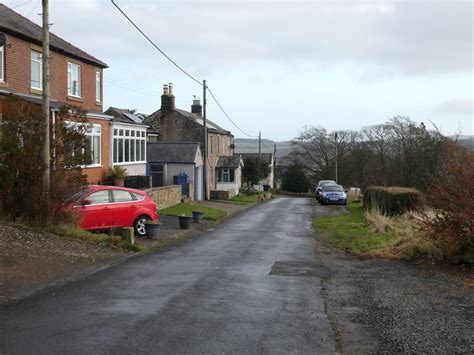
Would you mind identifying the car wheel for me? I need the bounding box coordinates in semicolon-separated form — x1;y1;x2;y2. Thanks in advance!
134;215;150;237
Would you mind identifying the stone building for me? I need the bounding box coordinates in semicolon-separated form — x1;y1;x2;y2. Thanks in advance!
144;84;237;198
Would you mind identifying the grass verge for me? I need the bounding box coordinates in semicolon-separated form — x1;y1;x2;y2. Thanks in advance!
314;201;442;260
50;225;147;252
160;203;227;220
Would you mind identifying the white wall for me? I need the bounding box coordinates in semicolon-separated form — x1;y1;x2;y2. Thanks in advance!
165;164;195;186
121;163;147;176
215;166;242;195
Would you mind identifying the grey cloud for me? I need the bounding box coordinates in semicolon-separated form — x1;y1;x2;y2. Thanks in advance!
434;99;473;115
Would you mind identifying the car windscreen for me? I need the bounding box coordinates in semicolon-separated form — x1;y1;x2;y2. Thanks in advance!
324;185;343;192
64;189;91;203
319;180;335;187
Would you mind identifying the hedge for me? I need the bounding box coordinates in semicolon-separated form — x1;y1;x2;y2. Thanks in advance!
363;186;424;216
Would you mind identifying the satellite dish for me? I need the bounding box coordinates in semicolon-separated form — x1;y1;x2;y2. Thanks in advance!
0;33;6;47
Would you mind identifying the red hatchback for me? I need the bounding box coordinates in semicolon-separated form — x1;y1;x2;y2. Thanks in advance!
65;185;158;236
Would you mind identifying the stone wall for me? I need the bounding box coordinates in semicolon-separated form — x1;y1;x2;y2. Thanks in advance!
210;189;237;200
145;185;182;211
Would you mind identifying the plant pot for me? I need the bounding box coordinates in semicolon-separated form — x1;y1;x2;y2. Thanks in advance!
192;211;204;223
145;223;160;239
178;216;193;229
114;178;125;187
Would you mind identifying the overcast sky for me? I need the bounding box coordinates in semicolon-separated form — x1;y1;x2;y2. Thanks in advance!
8;0;473;140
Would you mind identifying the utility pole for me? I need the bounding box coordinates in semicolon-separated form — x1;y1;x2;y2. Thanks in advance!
202;79;208;200
42;0;50;196
273;142;276;188
258;131;261;158
334;132;338;184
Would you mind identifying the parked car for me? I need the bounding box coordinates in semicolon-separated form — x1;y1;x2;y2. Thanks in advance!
64;185;158;236
321;184;347;205
315;180;336;202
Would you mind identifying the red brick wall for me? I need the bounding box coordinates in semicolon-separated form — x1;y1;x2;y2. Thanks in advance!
1;34;104;112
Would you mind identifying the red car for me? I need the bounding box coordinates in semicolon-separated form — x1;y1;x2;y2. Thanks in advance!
65;185;158;236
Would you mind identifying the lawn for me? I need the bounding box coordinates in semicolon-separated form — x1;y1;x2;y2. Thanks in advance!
314;201;399;254
228;194;260;204
160;203;227;221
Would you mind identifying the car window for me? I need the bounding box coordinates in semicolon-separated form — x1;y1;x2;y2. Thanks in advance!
65;189;90;203
113;190;134;202
324;185;343;192
85;190;110;205
132;192;144;201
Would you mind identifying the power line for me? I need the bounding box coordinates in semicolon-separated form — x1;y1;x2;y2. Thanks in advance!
110;0;259;139
207;87;258;139
110;0;202;86
104;79;161;97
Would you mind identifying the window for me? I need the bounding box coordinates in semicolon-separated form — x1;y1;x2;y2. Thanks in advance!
218;168;235;183
112;190;133;202
31;50;42;90
85;190;109;205
113;128;146;164
95;71;101;102
0;45;4;82
85;124;101;165
68;62;81;97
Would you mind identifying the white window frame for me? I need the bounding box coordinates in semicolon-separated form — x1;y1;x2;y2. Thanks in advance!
66;121;102;167
112;126;147;165
67;62;81;97
95;70;101;102
0;45;4;83
31;50;42;90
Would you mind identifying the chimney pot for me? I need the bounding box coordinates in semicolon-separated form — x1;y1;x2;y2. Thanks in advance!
168;83;173;95
163;84;169;95
161;83;175;111
191;97;202;116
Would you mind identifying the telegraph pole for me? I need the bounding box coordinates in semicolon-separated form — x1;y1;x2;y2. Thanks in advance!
202;79;208;200
42;0;50;196
334;132;338;184
258;131;261;158
273;142;276;188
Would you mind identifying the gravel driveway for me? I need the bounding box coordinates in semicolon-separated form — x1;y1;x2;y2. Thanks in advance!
313;204;474;354
1;224;128;303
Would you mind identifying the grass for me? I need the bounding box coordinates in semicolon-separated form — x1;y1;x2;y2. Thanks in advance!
159;203;227;221
314;202;399;253
314;201;442;260
229;194;260;204
50;225;148;252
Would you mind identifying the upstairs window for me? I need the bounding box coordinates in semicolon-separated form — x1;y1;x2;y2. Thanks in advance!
31;50;42;90
0;45;4;82
95;71;101;102
68;62;81;97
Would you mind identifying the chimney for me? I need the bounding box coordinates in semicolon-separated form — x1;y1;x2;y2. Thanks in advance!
191;96;202;116
161;83;175;111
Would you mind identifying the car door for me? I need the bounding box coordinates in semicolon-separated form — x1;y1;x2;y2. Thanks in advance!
76;189;113;230
109;189;136;228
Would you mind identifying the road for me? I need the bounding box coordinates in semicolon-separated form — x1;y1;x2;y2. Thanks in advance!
1;197;337;354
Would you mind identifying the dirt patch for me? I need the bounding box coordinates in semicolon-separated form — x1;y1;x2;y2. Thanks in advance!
0;224;128;303
313;204;474;354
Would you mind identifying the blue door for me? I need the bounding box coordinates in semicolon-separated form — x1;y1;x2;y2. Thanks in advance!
173;172;188;196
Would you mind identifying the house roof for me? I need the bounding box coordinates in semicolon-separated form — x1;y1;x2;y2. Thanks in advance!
147;142;200;163
216;155;243;168
174;109;230;134
239;153;274;165
104;107;147;126
0;4;107;68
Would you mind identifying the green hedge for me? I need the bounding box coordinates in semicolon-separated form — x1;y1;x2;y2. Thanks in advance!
363;186;424;216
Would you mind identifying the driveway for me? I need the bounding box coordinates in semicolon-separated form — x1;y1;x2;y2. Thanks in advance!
1;197;336;354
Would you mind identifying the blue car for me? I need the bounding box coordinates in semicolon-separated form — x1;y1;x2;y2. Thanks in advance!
321;184;347;205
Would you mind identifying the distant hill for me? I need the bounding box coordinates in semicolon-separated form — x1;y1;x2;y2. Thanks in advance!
234;139;296;159
456;136;473;150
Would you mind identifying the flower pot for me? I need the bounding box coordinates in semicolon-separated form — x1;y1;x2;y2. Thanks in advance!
178;216;193;229
145;223;160;239
192;211;204;223
114;178;125;187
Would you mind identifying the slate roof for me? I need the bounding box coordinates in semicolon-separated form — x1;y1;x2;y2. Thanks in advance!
174;109;229;134
238;153;274;165
0;4;107;68
216;155;243;168
104;107;147;126
147;142;200;163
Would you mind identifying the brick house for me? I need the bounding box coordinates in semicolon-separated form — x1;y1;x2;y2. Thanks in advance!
0;4;111;183
144;84;241;198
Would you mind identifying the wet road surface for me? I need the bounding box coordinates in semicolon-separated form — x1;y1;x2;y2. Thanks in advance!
1;197;336;354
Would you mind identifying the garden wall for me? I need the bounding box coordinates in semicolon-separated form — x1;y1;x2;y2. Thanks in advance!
145;185;182;211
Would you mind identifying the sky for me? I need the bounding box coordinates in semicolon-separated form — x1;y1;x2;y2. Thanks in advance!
7;0;473;141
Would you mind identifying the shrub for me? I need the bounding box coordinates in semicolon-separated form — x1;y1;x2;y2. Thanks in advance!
363;186;424;216
281;163;311;193
423;143;474;263
107;165;127;179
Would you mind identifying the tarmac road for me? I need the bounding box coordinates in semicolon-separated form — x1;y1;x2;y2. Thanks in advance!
1;197;338;354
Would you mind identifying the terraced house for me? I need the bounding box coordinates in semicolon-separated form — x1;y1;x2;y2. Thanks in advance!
0;4;112;183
